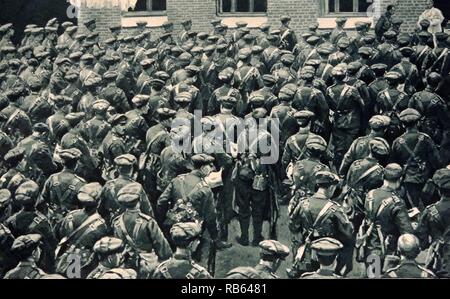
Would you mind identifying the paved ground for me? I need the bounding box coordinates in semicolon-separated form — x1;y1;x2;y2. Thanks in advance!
213;204;363;278
211;204;426;278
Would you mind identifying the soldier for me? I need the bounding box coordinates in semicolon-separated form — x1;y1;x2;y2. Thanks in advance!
326;65;365;168
87;237;126;279
257;23;271;49
368;64;389;110
179;19;192;45
136;59;156;95
46;95;72;143
328;38;352;66
234;110;277;246
342;138;389;229
330;17;347;45
153;222;212;279
288;171;354;277
384;234;435;278
279;15;297;52
80;100;111;153
84;19;97;35
38;148;86;224
116;48;137;101
21;76;53;124
340;115;391;176
112;182;172;278
376;31;401;69
356;163;413;272
291;135;330;199
0;23;14;49
251;75;278;114
226;240;290;279
416;167;450;277
300;237;343;279
391;108;442;210
375;5;396;42
281;110;319;173
413;31;433;84
58;23;75;46
391;47;419;95
262;33;281;72
99;71;131;114
0;148;26;189
158;154;231;249
0;87;33;143
4;234;47;279
55;182;108;278
101;114;129;180
99;154;153;225
5;180;56;272
208;67;241;116
374;71;408;144
409;72;450;147
345;62;371;122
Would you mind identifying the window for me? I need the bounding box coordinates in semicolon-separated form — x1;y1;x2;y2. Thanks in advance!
130;0;167;12
323;0;372;15
219;0;267;14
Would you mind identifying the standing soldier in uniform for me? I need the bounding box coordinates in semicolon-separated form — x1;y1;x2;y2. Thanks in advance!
179;20;192;45
99;154;153;226
38;148;86;226
99;71;131;114
288;171;354;278
6;180;56;273
4;234;47;279
153;222;212;279
342;138;388;229
356;163;413;274
279;16;297;52
55;182;108;278
113;182;172;278
391;108;442;210
226;240;289;279
340;115;391;176
87;237;126;279
416;168;450;277
208;67;241;116
384;234;436;278
300;237;343;279
330;17;347;45
326;65;365;168
101;114;129;180
375;5;396;42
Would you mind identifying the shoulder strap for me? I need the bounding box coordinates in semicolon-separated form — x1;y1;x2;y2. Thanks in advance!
311;201;334;229
57;213;101;248
353;164;382;186
2;109;21;130
117;214;139;249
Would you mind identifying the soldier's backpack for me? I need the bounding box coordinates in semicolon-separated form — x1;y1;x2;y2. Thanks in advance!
424;205;450;276
164;175;203;227
355;191;393;262
225;266;262;279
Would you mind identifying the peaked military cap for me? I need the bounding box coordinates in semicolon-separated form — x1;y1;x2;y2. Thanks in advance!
259;240;290;259
0;189;11;206
109;114;128;126
84;19;96;27
336;17;347;24
281;53;295;64
0;23;13;33
311;237;343;256
59;148;82;161
157;108;177;118
162;21;173;28
294;110;315;120
117;183;142;204
384;163;403;181
11;234;41;255
432;168;450;190
191;154;215;166
171;222;201;242
92;99;110;112
399;108;421;123
306;135;327;152
369;137;390;156
114;154;137;166
316;171;340;185
369;115;391;129
383;30;397;39
94;237;124;254
78;182;102;205
174;92;192;103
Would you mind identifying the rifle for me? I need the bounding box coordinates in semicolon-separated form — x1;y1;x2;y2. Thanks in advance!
207;240;217;277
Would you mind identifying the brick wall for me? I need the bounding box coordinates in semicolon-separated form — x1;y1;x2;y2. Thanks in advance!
78;0;431;41
267;0;320;33
77;4;121;40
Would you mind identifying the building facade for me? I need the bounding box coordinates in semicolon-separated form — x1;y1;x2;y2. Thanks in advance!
74;0;448;39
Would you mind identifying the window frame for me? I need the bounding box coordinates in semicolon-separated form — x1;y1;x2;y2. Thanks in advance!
123;0;167;17
320;0;372;17
217;0;268;16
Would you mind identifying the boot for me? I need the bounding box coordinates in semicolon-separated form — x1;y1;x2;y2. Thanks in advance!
236;217;250;246
251;217;264;246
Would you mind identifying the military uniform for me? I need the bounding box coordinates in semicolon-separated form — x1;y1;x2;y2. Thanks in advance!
99;72;131;114
391;109;442;209
226;240;289;279
153;222;212;279
300;237;343;279
99;154;153;225
87;237;126;279
384;260;436;278
289;171;353;274
55;183;108;277
112;183;172;278
4;234;47;279
416;168;450;277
